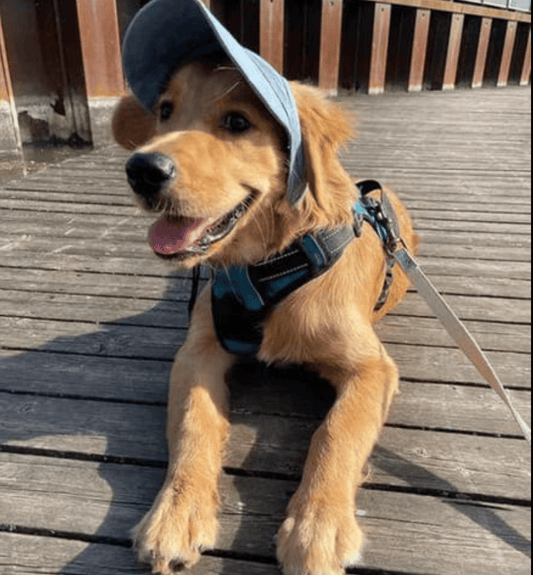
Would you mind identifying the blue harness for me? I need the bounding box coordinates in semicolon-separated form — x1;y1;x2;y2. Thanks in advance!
210;180;400;356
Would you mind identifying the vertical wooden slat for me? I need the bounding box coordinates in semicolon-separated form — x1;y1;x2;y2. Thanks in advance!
498;21;518;87
442;14;464;90
0;11;21;151
519;27;531;86
0;13;13;107
75;0;125;98
319;0;344;95
369;3;391;95
472;17;492;88
260;0;285;73
408;9;431;92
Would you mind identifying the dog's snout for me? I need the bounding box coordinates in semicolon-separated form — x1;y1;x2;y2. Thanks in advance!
126;153;177;199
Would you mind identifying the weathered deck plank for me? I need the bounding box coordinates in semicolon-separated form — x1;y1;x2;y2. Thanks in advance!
0;87;530;574
0;533;277;575
0;283;530;335
0;395;530;499
0;315;529;390
0;256;528;296
1;454;530;575
0;351;530;436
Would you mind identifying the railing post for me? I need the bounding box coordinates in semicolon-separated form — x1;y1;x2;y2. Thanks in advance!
472;17;493;88
520;27;531;86
75;0;126;144
0;11;21;152
260;0;285;73
319;0;344;96
75;0;125;99
408;9;431;92
369;3;391;95
443;13;465;90
498;21;518;86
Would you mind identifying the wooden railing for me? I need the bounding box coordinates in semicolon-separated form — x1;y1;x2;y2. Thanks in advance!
0;0;530;150
201;0;531;95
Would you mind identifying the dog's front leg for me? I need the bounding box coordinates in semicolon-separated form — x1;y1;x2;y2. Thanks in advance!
134;290;234;575
277;351;399;575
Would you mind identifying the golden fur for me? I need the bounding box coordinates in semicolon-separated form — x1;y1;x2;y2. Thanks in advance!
113;59;418;575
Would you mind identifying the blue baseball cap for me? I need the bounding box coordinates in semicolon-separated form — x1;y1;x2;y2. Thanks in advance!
122;0;307;206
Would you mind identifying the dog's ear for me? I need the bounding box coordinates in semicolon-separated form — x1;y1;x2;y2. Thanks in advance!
112;95;156;150
291;83;355;213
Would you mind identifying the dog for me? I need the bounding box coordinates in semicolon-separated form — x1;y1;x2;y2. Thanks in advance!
112;7;418;572
113;55;419;575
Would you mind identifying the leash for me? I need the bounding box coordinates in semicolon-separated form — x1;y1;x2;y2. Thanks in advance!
356;181;531;444
187;180;531;443
393;244;531;445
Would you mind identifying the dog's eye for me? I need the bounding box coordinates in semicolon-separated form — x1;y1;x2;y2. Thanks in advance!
160;101;174;122
223;113;251;134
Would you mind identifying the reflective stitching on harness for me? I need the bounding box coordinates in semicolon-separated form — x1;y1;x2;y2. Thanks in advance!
257;263;309;283
330;236;353;255
254;249;300;267
320;227;345;242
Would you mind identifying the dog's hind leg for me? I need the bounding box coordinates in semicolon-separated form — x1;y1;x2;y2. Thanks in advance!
277;345;399;575
133;287;234;575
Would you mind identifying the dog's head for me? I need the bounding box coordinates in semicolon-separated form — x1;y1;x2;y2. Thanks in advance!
113;2;355;268
114;65;355;268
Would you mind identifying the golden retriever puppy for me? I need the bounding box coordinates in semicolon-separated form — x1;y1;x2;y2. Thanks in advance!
113;54;418;575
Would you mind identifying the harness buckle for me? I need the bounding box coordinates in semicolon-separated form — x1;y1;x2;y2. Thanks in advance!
374;201;400;257
353;208;365;238
297;234;329;275
355;180;402;312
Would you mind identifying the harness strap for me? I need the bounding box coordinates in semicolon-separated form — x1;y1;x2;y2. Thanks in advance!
355;180;400;312
187;180;400;355
212;224;356;355
250;226;356;296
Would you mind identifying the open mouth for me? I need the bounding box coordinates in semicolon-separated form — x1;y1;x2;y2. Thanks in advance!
149;191;256;260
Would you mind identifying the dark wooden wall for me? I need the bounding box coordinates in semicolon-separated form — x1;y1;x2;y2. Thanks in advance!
0;0;530;150
186;0;531;93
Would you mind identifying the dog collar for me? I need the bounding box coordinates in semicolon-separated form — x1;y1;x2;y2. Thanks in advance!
122;0;307;206
210;181;400;356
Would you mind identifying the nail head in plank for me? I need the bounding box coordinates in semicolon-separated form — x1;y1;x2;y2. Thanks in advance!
260;0;285;73
473;17;494;88
74;0;126;98
409;9;431;92
369;3;392;95
498;21;519;87
318;0;344;95
443;14;465;91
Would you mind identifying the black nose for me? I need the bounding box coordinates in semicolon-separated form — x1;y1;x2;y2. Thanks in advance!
125;153;176;201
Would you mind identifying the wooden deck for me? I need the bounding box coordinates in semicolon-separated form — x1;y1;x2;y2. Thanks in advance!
0;86;530;575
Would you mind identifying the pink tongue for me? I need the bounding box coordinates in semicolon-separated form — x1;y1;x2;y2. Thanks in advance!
150;216;207;255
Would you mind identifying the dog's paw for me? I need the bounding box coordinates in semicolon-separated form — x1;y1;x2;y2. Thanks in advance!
133;480;219;574
277;503;363;575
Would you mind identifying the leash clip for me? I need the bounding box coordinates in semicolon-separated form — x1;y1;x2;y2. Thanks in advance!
373;200;400;258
